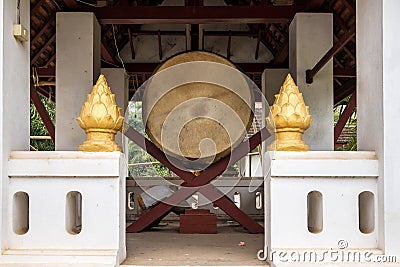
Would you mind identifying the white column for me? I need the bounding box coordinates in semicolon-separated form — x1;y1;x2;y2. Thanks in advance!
357;0;400;255
101;68;129;152
56;12;101;150
0;0;30;250
289;13;334;150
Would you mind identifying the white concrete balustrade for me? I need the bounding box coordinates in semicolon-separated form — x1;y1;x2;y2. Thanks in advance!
263;151;380;264
2;151;127;266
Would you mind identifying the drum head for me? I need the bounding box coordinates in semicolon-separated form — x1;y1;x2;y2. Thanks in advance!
142;51;254;169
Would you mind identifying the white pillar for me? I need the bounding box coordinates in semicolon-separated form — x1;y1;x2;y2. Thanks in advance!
0;0;30;250
56;12;101;150
289;13;334;150
101;68;129;152
357;0;400;255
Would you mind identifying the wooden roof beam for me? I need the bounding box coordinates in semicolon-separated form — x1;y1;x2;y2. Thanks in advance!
36;67;56;78
88;5;307;24
333;67;355;78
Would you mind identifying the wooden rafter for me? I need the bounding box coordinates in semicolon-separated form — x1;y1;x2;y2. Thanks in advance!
31;35;56;65
31;0;47;15
31;14;56;46
44;53;56;67
334;67;355;78
341;0;355;14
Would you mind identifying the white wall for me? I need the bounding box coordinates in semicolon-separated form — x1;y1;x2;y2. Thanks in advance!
56;13;101;151
357;0;400;255
0;0;30;250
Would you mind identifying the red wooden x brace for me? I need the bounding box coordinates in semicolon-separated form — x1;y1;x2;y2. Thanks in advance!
123;123;270;233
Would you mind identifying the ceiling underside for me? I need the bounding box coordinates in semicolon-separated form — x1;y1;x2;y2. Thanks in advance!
30;0;356;103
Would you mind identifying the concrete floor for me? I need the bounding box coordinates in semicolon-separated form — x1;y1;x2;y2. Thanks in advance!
122;221;266;266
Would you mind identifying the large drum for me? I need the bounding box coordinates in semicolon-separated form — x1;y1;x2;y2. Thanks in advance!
142;51;254;170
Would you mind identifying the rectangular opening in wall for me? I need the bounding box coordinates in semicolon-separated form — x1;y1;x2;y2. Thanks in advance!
358;191;374;234
66;191;82;235
13;191;29;235
307;190;323;234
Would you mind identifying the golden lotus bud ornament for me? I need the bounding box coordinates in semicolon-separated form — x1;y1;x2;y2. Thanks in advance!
77;74;124;152
267;74;312;151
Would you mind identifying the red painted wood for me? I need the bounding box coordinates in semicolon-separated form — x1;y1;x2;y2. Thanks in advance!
334;91;356;144
36;67;55;78
334;67;356;78
185;209;210;215
180;213;217;234
334;79;356;104
31;35;56;65
124;126;269;233
30;84;55;142
199;186;264;233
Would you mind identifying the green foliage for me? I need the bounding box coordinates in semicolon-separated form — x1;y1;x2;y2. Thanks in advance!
30;95;55;151
127;102;170;177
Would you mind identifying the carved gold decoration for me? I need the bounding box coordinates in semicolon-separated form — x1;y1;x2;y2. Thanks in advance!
267;74;312;151
77;74;124;152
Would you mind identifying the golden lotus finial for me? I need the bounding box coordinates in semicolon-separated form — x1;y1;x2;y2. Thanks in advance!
267;74;312;151
77;74;124;152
